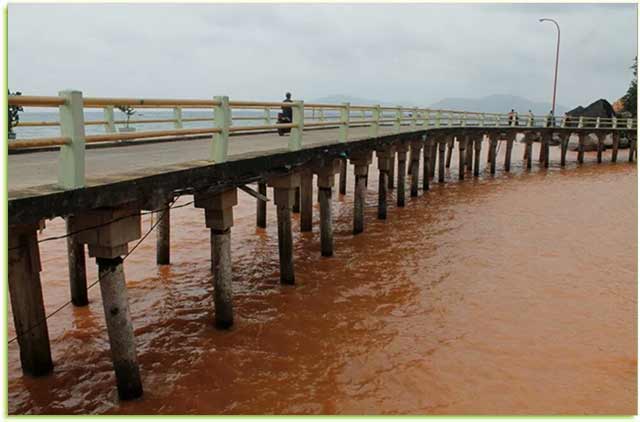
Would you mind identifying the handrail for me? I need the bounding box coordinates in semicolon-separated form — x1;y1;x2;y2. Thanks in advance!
8;95;65;107
8;136;70;149
85;127;222;143
83;97;220;108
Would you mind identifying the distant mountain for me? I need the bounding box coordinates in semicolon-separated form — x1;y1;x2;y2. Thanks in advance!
429;94;568;115
310;94;388;106
310;93;569;115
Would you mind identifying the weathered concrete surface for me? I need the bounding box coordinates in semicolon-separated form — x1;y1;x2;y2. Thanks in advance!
9;126;396;192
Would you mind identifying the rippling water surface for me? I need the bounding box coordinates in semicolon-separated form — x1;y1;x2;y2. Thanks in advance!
7;142;637;414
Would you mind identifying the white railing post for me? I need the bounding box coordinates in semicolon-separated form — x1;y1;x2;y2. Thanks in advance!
411;107;418;128
527;115;533;127
612;117;617;129
561;116;566;128
58;90;86;189
338;102;350;142
578;116;584;128
480;113;485;127
627;118;632;129
370;104;381;137
596;117;601;128
289;100;304;150
394;107;402;133
263;107;271;125
212;96;230;162
103;106;115;133
461;113;466;127
319;108;325;122
173;106;183;129
448;112;453;127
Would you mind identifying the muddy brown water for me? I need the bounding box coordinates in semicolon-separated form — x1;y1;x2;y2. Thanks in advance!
7;141;637;415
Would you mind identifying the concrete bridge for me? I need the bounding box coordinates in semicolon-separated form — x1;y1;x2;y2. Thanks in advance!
7;92;637;401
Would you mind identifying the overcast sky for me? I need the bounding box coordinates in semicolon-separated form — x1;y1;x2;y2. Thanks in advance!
8;3;638;108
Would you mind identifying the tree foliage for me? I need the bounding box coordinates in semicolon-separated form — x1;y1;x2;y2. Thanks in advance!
622;57;637;116
8;90;23;136
116;105;136;127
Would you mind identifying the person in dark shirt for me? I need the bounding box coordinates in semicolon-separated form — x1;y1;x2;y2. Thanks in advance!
277;92;293;136
282;92;293;121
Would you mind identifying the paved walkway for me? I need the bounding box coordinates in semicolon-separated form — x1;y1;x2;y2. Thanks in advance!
8;126;400;194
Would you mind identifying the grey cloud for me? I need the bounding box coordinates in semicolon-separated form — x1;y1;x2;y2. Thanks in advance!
8;3;638;109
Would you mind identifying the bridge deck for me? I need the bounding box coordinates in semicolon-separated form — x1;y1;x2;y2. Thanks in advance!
8;125;398;195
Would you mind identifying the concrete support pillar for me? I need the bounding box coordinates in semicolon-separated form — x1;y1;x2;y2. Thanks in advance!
423;138;432;191
376;148;393;219
300;169;313;232
612;133;619;163
388;150;396;189
155;201;171;265
339;158;348;195
438;141;446;183
543;134;550;168
350;151;372;233
74;206;143;400
314;160;339;256
486;136;492;164
489;136;498;175
65;215;88;306
473;137;482;177
525;136;533;170
96;256;143;400
458;136;467;180
395;143;408;207
597;134;604;163
578;134;585;164
538;136;545;163
268;174;300;284
560;135;568;167
256;182;267;228
194;189;238;328
8;223;53;377
410;140;422;197
293;187;300;213
465;139;473;173
445;136;454;168
430;140;437;179
504;137;514;172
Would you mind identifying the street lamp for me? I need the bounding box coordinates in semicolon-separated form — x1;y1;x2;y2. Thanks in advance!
539;18;560;122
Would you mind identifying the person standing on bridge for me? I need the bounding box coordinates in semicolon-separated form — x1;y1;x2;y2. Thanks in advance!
282;92;293;121
277;92;294;136
546;110;554;127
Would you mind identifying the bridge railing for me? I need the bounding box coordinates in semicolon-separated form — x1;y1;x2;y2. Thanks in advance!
8;91;637;190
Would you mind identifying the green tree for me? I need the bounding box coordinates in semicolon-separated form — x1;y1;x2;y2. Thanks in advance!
622;57;637;116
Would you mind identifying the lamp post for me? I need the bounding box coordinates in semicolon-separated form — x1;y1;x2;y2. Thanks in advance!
539;18;560;121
